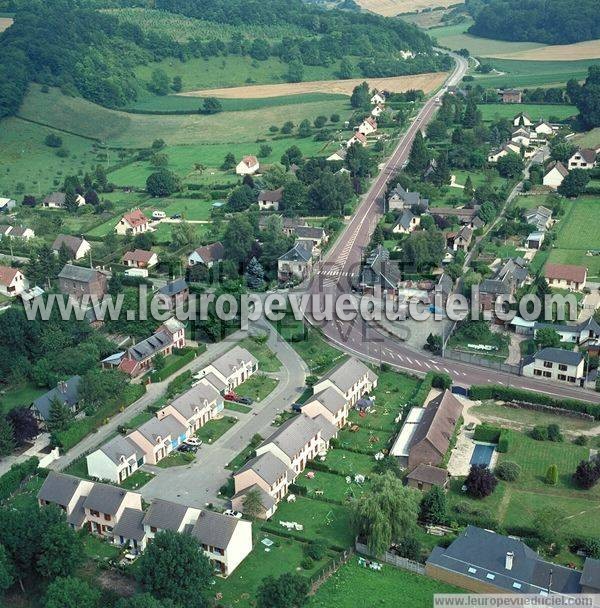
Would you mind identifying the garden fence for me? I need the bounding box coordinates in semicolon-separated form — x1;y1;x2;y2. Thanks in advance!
443;348;521;375
355;541;425;575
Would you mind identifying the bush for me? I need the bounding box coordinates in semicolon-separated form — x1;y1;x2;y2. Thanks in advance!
530;426;548;441
305;539;327;561
547;423;563;442
431;372;452;390
465;464;498;499
395;536;421;561
573;458;600;489
497;429;510;453
582;538;600;559
574;435;589;446
409;372;434;407
545;464;558;485
300;557;313;570
495;461;521;482
0;457;39;501
473;423;501;443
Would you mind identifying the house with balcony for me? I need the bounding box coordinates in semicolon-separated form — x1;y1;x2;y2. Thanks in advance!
86;435;145;484
522;348;585;386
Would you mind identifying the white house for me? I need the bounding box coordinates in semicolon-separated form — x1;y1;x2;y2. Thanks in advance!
347;132;367;148
512;112;533;127
370;91;386;105
544;263;587;291
357;117;377;136
236;155;260;176
487;142;520;163
522;347;585;386
198;346;258;391
0;265;27;297
568;148;597;170
52;234;91;261
312;357;378;407
188;241;225;268
326;148;347;162
3;226;35;240
42;192;86;209
533;120;554;136
392;210;420;234
257;188;283;211
86;435;145;484
371;104;384;117
122;249;158;269
0;198;16;212
542;161;568;189
511;127;530;147
115;209;150;236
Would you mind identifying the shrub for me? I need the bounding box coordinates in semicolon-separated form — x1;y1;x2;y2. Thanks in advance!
582;538;600;559
305;539;327;561
431;372;452;390
573;458;600;489
395;536;421;561
547;423;563;442
0;457;39;501
530;426;548;441
465;464;498;499
497;429;510;453
300;557;313;570
473;423;501;443
495;461;521;482
545;464;558;485
574;435;589;446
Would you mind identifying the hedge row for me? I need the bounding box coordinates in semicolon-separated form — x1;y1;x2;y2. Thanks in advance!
408;372;434;407
469;385;600;420
0;457;39;502
259;523;348;552
472;423;510;452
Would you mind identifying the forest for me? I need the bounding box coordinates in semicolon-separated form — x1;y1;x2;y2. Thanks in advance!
466;0;600;45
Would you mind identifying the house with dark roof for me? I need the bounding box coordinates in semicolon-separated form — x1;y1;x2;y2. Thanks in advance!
525;205;552;231
357;245;402;296
257;187;283;211
568;148;597;171
294;225;328;254
522;347;585;386
31;376;82;424
581;558;600;594
406;463;449;491
313;357;378;408
52;235;91;261
407;390;463;470
479;257;529;312
533;317;600;350
302;386;350;428
58;264;107;299
188;241;225;268
501;88;522;103
392;209;420;234
157;278;189;310
38;471;94;530
387;184;429;212
42;192;85;209
427;526;584;596
127;414;188;465
277;242;313;283
86;435;145;484
198;346;258;391
122;249;158;269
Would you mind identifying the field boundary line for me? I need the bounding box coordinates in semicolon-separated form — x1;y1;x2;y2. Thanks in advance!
14;115;102;143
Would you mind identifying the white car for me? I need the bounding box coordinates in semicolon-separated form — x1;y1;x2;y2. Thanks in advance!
185;437;203;447
224;509;243;519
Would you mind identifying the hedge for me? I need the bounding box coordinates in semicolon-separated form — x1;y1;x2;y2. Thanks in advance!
0;457;39;502
497;429;509;453
469;385;600;420
473;423;501;443
408;372;434;407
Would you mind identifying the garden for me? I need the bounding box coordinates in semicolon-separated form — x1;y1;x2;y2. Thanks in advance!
194;415;238;444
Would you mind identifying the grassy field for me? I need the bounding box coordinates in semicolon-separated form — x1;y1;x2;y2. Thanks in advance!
307;558;465;608
238;337;282;372
318;448;379;476
479;103;577;123
547;196;600;280
574;127;600;148
194;415;238;444
295;469;374;502
0;383;46;415
235;374;278;402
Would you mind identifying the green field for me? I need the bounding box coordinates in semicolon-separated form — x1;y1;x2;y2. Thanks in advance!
295;469;374;502
307;558;465;608
238;337;282;372
235;374;278;402
0;383;46;415
548;196;600;280
194;415;238;443
318;448;378;476
479;103;577;123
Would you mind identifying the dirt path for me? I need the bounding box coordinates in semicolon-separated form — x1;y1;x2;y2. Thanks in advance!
179;73;447;99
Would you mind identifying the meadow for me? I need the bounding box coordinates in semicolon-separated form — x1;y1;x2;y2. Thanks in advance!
479;103;577;123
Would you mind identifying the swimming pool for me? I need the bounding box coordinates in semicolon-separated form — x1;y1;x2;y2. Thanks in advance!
470;444;496;467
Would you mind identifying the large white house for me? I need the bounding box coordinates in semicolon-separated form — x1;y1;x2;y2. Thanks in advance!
86;435;145;484
115;209;150;235
197;346;258;391
0;265;27;297
542;161;568;189
568;148;597;170
235;155;259;175
522;347;585;386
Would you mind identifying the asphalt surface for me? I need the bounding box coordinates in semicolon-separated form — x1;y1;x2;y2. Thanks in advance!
302;53;600;405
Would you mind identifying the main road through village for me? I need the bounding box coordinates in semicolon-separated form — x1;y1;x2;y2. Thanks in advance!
302;52;600;405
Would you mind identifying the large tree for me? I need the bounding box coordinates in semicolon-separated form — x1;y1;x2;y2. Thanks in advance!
44;576;100;608
257;573;310;608
0;544;14;596
351;472;420;556
465;464;497;499
136;530;212;607
146;170;181;197
223;215;255;265
419;485;447;524
406;131;430;175
36;522;83;579
558;169;590;198
6;408;38;447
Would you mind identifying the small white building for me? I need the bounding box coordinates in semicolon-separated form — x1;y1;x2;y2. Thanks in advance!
0;197;16;212
52;234;92;261
357;117;377;136
257;187;283;211
347;132;367;148
370;91;386;105
42;192;85;209
236;155;260;175
86;435;145;484
0;265;27;297
511;127;530;147
115;209;150;236
512;112;533;127
542;161;568;189
188;241;225;268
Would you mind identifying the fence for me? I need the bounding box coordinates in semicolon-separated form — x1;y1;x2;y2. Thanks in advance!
309;549;354;593
443;348;521;375
355;541;426;575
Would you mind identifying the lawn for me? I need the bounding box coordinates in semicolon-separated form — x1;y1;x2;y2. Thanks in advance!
214;534;334;608
82;534;121;561
295;469;373;503
307;558;465;608
224;401;252;414
336;426;395;455
547;195;600;279
267;496;354;548
238;336;282;372
161;198;214;221
122;409;154;430
156;451;194;468
235;374;278;402
0;383;47;415
317;448;378;476
194;415;238;444
448;323;510;359
119;469;154;490
479;103;577;123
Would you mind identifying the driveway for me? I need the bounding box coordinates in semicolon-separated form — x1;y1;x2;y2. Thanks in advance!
138;320;308;508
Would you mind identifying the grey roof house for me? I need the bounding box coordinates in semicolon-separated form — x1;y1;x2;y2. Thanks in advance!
31;376;82;422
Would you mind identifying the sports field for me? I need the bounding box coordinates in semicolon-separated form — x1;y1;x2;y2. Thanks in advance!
356;0;459;16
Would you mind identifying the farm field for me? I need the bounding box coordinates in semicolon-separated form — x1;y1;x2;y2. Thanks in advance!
574;127;600;149
0;16;12;31
356;0;460;17
479;103;577;123
179;72;448;98
547;196;600;280
307;558;465;608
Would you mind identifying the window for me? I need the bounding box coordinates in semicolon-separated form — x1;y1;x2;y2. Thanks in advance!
150;526;157;533
543;371;551;378
543;361;552;368
486;573;495;580
104;513;111;521
533;369;542;377
558;364;567;371
558;374;566;381
90;510;99;517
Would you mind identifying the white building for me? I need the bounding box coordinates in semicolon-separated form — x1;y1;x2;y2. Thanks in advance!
522;347;585;386
0;265;27;297
542;161;568;189
198;346;258;391
236;155;260;175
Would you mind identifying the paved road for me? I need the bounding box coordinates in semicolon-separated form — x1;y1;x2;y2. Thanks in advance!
302;53;600;405
139;320;308;507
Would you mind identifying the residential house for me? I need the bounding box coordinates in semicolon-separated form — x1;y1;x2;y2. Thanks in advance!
357;117;377;136
392;210;420;234
543;161;568;189
3;226;35;240
277;242;313;283
157;278;189;310
258;215;306;236
326;148;347;162
42;192;85;209
0;197;16;212
407;390;463;470
115;209;150;235
431;207;477;224
371;103;385;118
387;184;429;212
38;472;94;530
236;155;260;175
511;127;530;147
103;317;186;377
501;89;522;103
512;112;532;127
406;464;449;492
52;235;92;261
312;357;378;407
86;435;145;484
357;244;402;296
426;525;584;596
31;376;82;425
188;241;225;268
544;262;587;290
479;258;528;312
568;148;597;170
0;265;26;297
302;386;350;429
112;508;147;555
487;142;521;163
533;120;554;137
256;413;337;476
232;451;296;519
449;225;472;252
524;205;552;231
58;264;108;299
83;482;142;538
128;414;189;465
198;346;258;391
370;90;386;105
294;225;328;255
468;216;485;231
522;347;585;386
533;317;600;349
434;273;454;305
156;379;224;434
526;231;545;250
347;132;367;147
581;558;600;594
257;188;283;211
122;249;158;269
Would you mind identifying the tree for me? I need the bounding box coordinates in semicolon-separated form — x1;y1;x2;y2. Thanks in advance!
286;60;304;83
146;170;181;197
314;115;327;129
574;66;600;129
6;408;38;446
0;416;15;456
465;464;497;498
242;486;265;518
221;152;236;171
36;523;83;579
406;132;429;175
425;333;442;355
535;327;561;348
223;215;255;264
172;75;182;92
245;258;265;291
430;153;450;187
351;472;420;556
419;485;447;524
281;145;303;169
44;576;100;608
44;133;63;148
116;594;171;608
338;57;353;79
148;69;170;96
280;181;307;216
558;169;590;198
573;458;600;489
305;539;327;561
136;530;212;606
0;544;14;596
258;144;272;158
462;97;481;128
202;97;222;114
171;221;197;249
63;189;79;214
227;185;255;212
463;175;474;198
150;153;169;168
47;398;72;434
308;172;353;216
281;121;295;134
330;113;340;123
257;573;309;608
350;82;370;109
545;464;558;485
297;119;312;138
495;461;521;481
496;153;524;178
547;423;563;442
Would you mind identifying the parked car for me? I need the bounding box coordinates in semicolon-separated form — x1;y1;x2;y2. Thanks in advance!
238;396;253;405
178;444;197;453
224;391;239;402
170;213;182;219
185;437;203;447
292;403;303;413
223;509;243;519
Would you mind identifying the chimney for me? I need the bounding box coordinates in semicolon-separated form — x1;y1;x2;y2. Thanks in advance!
505;552;514;571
